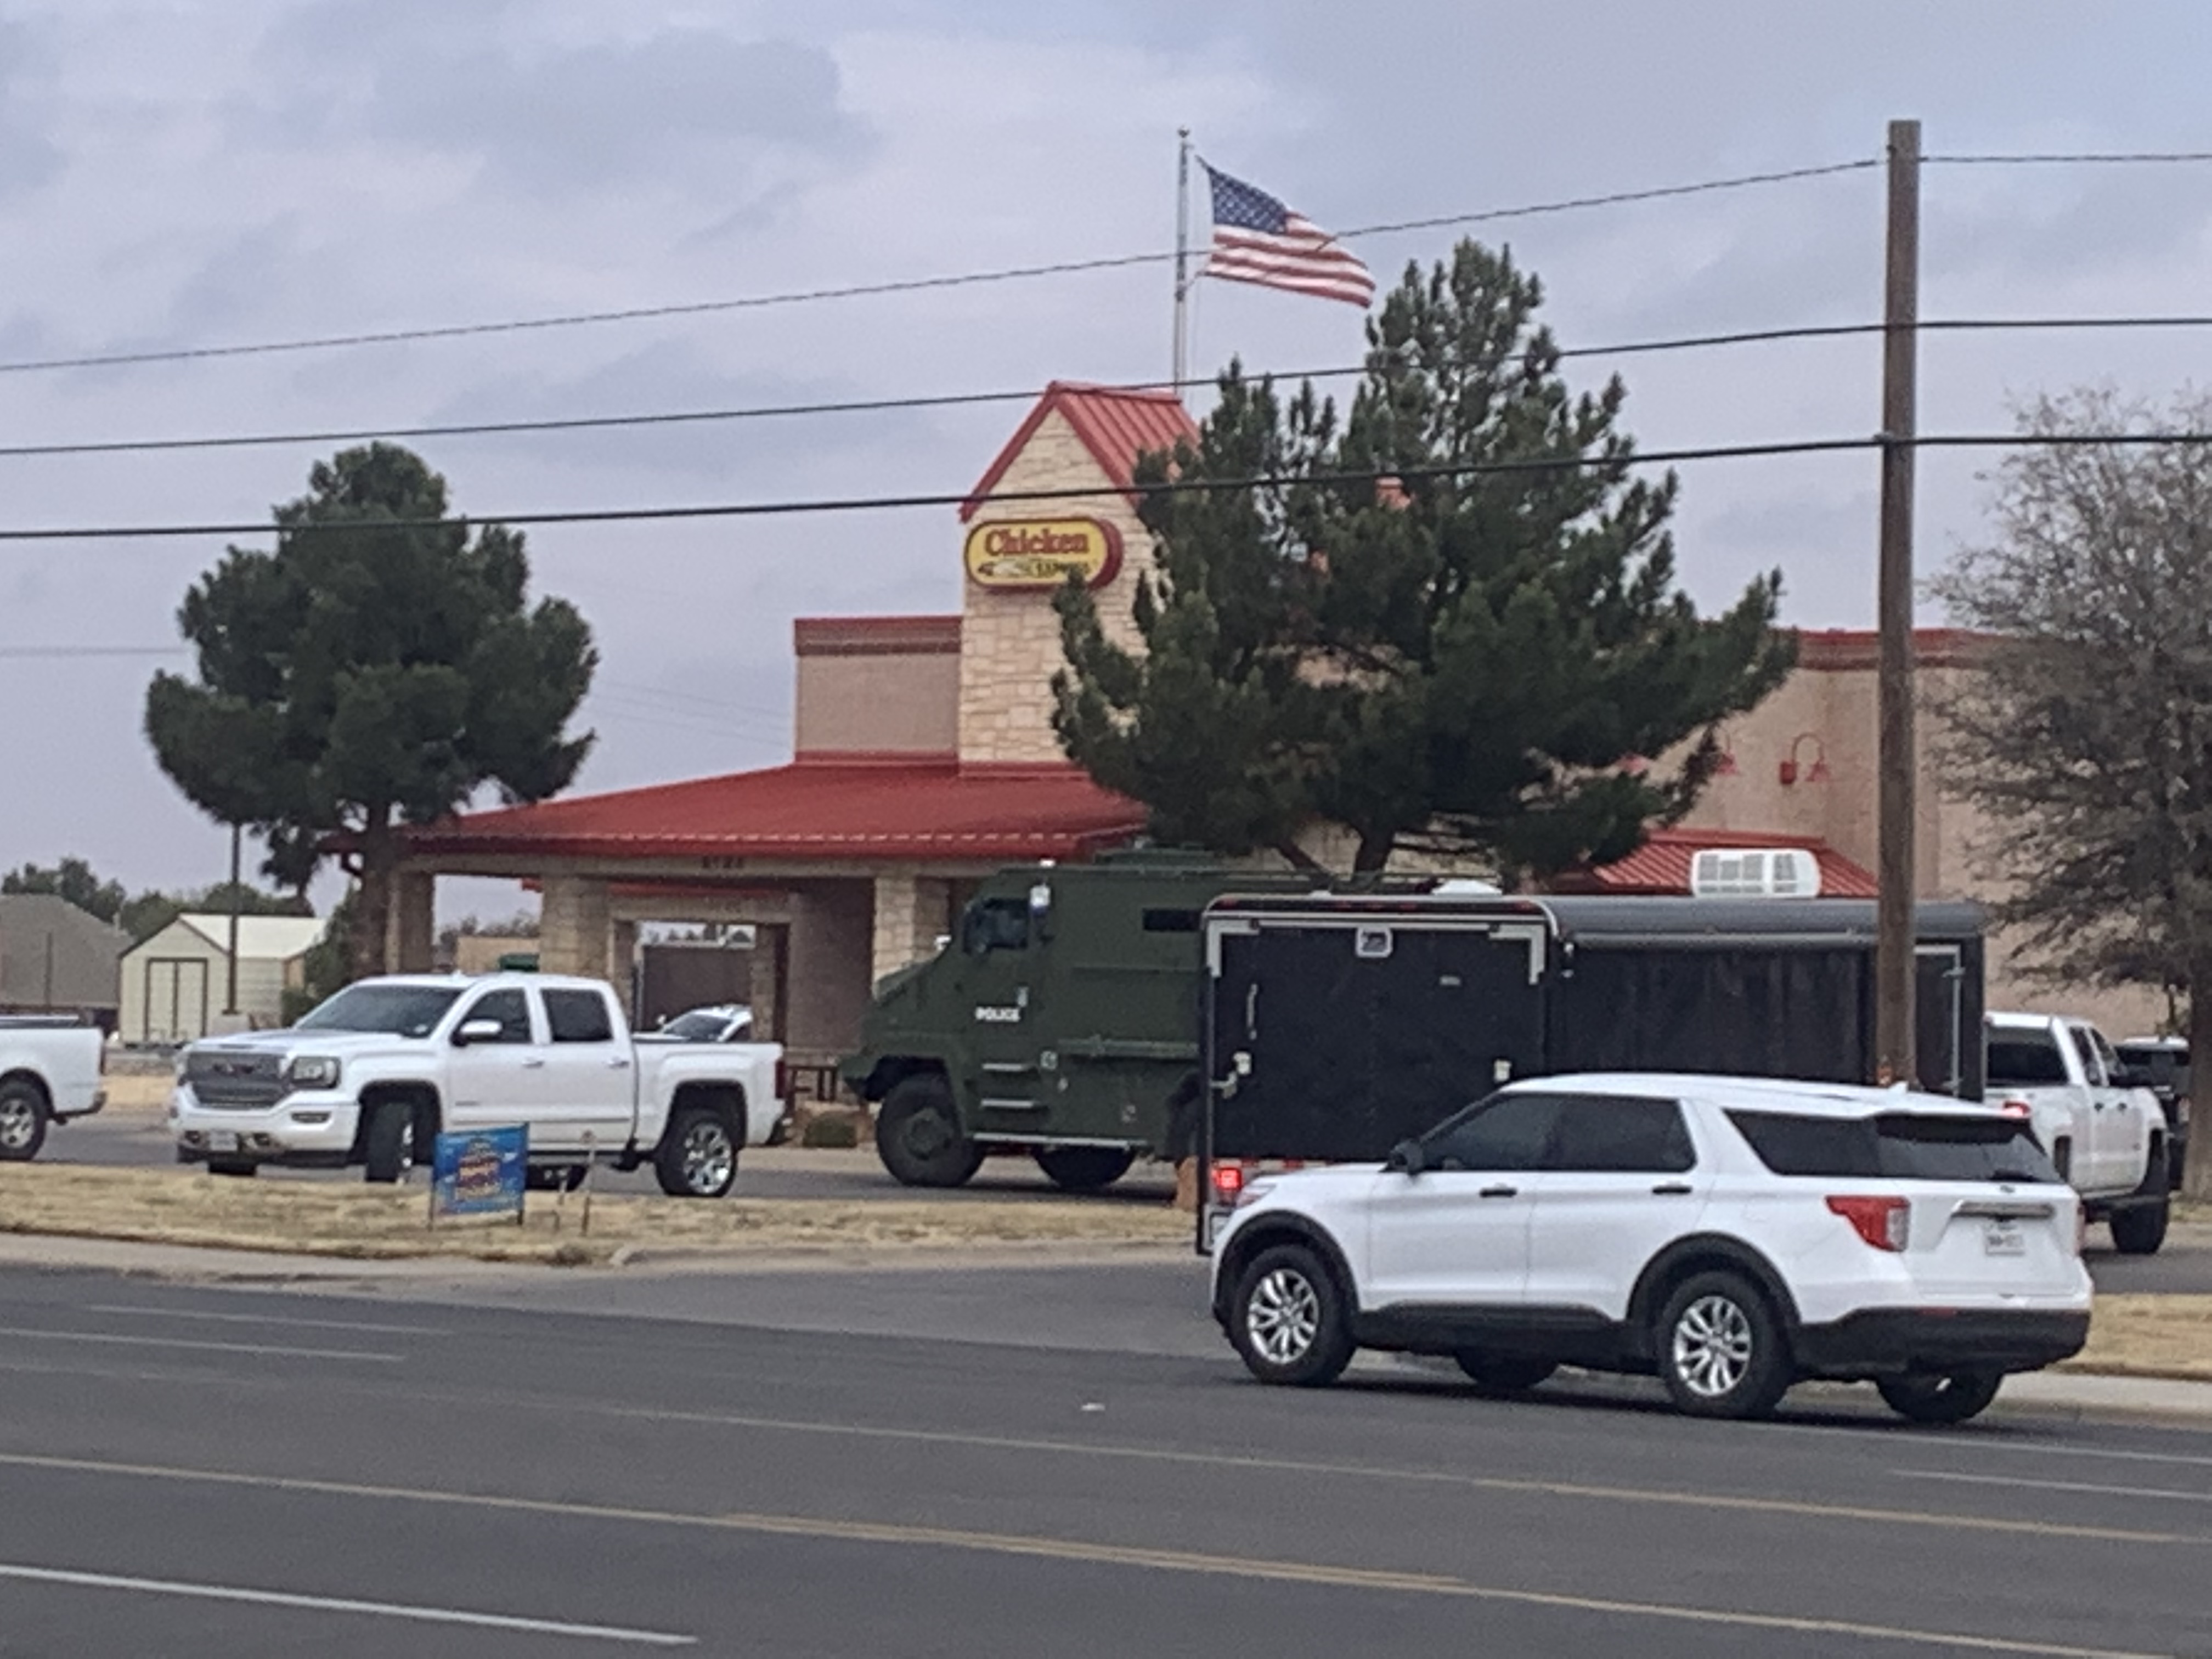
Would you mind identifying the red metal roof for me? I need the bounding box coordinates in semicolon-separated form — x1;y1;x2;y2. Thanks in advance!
394;756;1147;864
961;381;1198;522
1558;826;1878;898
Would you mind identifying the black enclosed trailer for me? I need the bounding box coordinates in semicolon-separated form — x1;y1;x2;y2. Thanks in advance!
1199;894;1985;1218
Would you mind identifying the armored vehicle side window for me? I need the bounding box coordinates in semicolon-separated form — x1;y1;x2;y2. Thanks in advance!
961;898;1030;955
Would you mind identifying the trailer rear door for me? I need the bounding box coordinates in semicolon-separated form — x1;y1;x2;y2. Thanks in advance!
1206;915;1548;1163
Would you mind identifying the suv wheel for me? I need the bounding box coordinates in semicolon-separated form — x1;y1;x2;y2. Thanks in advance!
1454;1352;1558;1395
1877;1369;2003;1425
875;1075;983;1188
1229;1243;1355;1387
1656;1271;1792;1420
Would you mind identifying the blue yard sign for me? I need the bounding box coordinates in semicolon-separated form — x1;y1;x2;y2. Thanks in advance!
431;1125;527;1222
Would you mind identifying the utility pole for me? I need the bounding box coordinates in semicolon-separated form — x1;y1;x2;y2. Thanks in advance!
1875;117;1921;1086
224;822;241;1017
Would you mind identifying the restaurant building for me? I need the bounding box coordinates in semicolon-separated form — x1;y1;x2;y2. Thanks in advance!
380;382;2160;1084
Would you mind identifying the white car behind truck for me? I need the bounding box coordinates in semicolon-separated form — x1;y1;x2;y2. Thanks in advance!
171;973;784;1196
0;1015;106;1161
1985;1012;2170;1254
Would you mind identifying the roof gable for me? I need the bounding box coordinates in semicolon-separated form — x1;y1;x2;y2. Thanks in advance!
171;913;327;961
961;382;1197;523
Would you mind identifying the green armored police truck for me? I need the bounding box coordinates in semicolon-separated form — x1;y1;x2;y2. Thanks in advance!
840;852;1312;1190
840;852;1987;1192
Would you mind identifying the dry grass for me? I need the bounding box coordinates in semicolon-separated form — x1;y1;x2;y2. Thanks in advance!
2060;1294;2212;1381
0;1163;1188;1265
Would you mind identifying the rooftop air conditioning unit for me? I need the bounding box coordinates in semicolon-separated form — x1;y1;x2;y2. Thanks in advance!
1689;847;1822;900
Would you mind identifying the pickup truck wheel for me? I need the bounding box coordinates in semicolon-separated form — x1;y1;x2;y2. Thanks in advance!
1878;1369;2003;1424
205;1158;258;1178
0;1079;48;1161
1454;1352;1559;1394
2110;1194;2169;1255
363;1101;416;1184
1034;1146;1136;1192
656;1105;738;1198
1228;1243;1355;1387
1655;1271;1792;1420
876;1075;983;1188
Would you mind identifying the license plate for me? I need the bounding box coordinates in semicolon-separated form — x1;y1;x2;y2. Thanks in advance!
209;1132;240;1153
1984;1220;2025;1256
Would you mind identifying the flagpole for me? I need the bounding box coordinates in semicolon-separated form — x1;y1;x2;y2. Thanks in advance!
1172;127;1191;392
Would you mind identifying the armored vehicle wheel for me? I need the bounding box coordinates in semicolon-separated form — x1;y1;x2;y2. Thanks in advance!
876;1074;983;1188
1034;1146;1136;1192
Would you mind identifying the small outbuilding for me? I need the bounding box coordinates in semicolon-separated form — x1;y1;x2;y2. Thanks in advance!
0;894;129;1030
118;913;328;1045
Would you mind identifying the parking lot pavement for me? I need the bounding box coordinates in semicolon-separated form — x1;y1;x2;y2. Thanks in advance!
0;1260;2204;1659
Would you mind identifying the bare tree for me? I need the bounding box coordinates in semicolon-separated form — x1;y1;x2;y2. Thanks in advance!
1930;387;2212;1199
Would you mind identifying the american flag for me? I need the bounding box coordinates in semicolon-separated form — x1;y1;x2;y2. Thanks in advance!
1202;163;1375;308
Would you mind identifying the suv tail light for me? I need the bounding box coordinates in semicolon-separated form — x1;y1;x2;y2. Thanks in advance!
1826;1194;1911;1251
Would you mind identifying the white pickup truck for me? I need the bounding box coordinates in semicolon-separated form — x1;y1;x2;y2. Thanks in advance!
1985;1011;2171;1254
171;973;784;1196
0;1015;105;1161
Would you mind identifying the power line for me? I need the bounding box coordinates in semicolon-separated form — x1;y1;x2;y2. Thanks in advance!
14;311;2212;464
0;437;1886;543
0;644;183;658
0;159;1878;379
12;427;2212;546
1926;150;2212;165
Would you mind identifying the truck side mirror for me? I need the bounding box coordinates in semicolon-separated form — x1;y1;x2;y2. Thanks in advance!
453;1018;502;1047
1385;1138;1426;1176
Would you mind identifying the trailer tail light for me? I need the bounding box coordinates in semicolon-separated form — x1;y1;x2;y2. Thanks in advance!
1209;1163;1245;1203
1826;1194;1911;1251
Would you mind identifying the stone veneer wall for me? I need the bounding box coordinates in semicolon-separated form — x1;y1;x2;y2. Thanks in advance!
958;409;1155;765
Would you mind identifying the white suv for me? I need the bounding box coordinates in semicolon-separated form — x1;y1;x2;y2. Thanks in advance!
1209;1074;2091;1423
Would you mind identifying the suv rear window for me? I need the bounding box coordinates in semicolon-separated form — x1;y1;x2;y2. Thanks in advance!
1726;1110;2058;1183
1987;1034;2068;1087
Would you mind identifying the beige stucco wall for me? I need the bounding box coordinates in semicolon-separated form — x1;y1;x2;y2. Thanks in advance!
958;409;1155;765
796;650;960;755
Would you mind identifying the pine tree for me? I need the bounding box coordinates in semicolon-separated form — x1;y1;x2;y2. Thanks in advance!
1054;240;1792;883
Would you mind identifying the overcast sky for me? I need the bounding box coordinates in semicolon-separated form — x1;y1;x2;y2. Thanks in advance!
5;1;2211;919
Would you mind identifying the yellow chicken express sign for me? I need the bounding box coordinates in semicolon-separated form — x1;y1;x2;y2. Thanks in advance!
960;517;1124;589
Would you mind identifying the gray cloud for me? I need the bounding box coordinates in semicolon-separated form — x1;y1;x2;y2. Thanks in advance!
0;16;61;199
241;9;868;195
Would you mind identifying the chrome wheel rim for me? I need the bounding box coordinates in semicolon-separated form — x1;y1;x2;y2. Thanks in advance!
1672;1295;1754;1399
1246;1267;1321;1365
0;1096;35;1151
682;1120;735;1193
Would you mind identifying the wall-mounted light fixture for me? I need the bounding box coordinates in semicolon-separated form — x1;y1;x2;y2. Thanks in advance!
1779;732;1831;786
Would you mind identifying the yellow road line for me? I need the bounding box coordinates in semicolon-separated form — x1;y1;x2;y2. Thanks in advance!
0;1449;2168;1659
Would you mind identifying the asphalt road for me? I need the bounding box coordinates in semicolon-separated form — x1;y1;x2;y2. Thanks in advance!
0;1259;2208;1659
40;1109;2212;1292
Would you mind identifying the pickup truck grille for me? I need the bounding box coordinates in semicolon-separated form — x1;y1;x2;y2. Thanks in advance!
184;1051;287;1109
